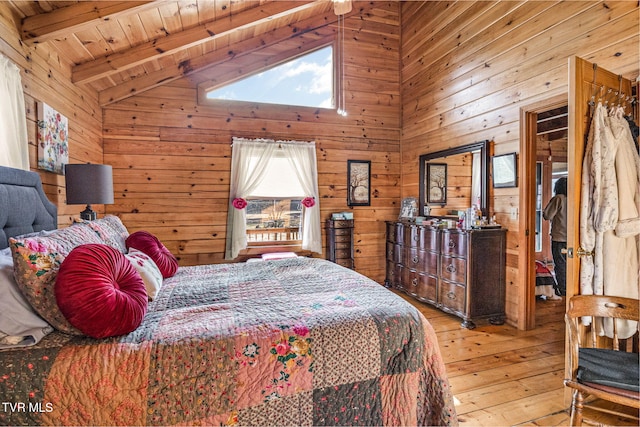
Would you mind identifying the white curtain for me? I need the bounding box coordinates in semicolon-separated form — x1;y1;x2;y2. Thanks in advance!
0;54;29;170
471;151;481;207
225;137;321;259
284;142;322;254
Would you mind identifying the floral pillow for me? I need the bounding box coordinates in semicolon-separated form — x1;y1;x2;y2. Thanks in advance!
9;224;105;335
125;248;163;300
76;215;129;253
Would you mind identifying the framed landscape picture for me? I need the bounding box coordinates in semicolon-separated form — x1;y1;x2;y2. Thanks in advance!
492;152;517;188
426;163;447;204
347;160;371;206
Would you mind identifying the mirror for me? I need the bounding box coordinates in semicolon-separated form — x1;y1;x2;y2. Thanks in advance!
419;140;490;218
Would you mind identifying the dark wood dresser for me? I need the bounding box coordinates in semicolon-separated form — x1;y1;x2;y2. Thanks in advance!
325;219;355;269
385;220;506;328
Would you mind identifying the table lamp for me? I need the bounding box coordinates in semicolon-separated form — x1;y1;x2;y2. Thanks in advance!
64;163;114;221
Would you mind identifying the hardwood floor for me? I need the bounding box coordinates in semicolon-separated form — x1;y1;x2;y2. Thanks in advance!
398;292;640;426
397;292;570;426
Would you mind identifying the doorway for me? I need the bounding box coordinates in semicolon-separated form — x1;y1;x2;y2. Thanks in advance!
534;106;568;275
519;95;567;330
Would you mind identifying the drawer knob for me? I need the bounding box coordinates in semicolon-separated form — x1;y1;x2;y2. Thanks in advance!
411;278;418;286
412;256;419;264
449;239;456;249
446;264;456;273
447;291;456;300
413;235;419;241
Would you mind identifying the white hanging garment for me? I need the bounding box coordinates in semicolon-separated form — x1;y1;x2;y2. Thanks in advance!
579;103;640;339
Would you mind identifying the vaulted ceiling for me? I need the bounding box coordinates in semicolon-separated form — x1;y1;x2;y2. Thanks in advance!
8;0;342;106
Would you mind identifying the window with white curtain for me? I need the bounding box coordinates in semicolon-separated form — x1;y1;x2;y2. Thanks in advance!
225;137;321;260
0;54;29;170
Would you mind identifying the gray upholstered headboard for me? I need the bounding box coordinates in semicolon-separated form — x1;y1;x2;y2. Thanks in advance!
0;166;57;249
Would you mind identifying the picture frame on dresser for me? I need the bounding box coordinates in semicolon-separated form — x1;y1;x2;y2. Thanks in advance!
347;160;371;206
399;197;418;220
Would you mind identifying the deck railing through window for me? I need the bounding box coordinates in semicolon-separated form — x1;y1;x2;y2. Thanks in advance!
246;227;301;243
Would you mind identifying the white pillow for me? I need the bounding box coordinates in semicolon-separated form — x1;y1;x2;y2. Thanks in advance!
125;248;163;300
0;248;53;348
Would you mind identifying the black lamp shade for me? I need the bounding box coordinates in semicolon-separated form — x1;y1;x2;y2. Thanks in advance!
65;164;114;220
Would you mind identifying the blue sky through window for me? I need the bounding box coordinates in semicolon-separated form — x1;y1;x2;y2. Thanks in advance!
205;46;334;109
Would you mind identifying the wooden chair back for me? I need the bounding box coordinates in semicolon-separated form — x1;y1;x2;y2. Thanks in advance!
564;295;639;426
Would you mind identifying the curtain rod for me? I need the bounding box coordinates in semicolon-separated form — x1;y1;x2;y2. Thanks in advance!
230;137;315;147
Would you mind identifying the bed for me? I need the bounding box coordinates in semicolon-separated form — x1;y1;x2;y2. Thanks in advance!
0;165;457;426
535;260;558;299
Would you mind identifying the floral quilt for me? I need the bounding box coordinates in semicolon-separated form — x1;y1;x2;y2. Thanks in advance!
0;257;457;426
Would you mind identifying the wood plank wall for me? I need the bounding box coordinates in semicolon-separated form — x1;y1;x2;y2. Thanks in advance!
0;3;103;226
400;0;639;327
102;1;401;283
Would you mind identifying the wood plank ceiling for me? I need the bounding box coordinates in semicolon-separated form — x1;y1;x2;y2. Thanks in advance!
8;0;336;106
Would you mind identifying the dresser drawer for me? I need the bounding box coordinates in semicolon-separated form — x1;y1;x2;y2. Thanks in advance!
334;248;352;259
421;228;438;251
416;273;437;303
386;241;395;261
404;269;422;297
405;270;436;301
334;240;352;249
333;229;352;237
440;256;466;284
386;261;401;287
386;222;399;244
405;248;437;272
404;225;437;250
441;231;467;257
439;280;466;315
331;219;353;229
405;225;420;248
386;242;403;264
335;258;354;269
393;222;405;245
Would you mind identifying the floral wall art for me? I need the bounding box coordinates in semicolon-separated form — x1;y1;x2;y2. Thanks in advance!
37;101;68;174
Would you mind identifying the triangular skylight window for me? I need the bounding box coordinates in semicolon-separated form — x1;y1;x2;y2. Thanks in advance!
205;45;333;109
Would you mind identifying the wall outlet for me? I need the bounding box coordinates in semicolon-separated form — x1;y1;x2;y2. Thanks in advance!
510;207;518;220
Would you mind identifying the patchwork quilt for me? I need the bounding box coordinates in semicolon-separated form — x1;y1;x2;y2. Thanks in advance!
0;257;457;426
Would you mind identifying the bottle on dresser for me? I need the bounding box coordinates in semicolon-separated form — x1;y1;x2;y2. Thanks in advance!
465;205;480;229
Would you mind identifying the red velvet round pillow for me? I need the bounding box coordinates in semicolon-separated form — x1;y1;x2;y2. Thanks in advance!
55;244;148;339
125;231;178;278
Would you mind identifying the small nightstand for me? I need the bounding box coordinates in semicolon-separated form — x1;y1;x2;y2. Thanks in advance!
325;219;355;269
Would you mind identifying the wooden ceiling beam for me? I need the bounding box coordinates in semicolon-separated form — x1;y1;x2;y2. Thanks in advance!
98;8;337;106
21;1;158;45
73;0;318;85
